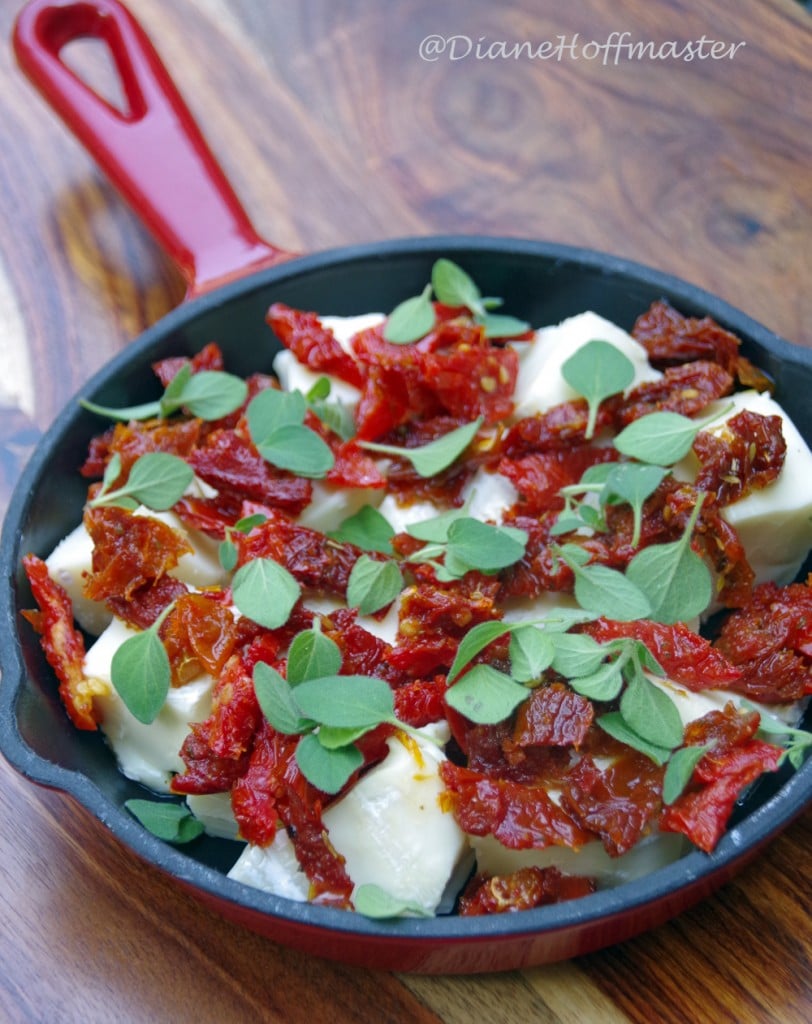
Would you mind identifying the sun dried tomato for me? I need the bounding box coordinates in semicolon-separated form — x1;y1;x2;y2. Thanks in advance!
228;719;355;905
22;554;103;731
692;409;786;507
188;428;312;515
498;513;575;600
439;761;591;850
152;341;225;388
236;509;371;597
498;446;618;516
661;737;781;852
278;785;354;907
171;722;253;794
159;592;241;685
583;618;742;691
559;749;665;857
318;606;399;681
106;574;188;630
615;361;733;426
458;866;596;915
81;417;204;480
500;399;620;457
173;492;243;540
267;303;365;389
82;505;192;604
462;718;572;786
712;580;812;701
392;675;448;727
512;683;594;749
632;300;739;373
351;320;518;440
388;578;502;677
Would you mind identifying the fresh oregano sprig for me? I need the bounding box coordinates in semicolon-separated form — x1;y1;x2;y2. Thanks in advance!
81;363;248;422
253;650;435;794
110;602;176;724
742;700;812;770
125;798;204;843
246;387;335;478
359;416;483;478
231;557;301;629
89;451;194;512
560;339;637;439
382;258;530;344
406;515;528;580
346;554;404;615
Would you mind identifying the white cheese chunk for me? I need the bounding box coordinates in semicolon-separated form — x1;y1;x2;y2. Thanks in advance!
321;724;468;915
227;830;311;901
672;390;812;587
45;523;112;636
83;617;216;793
272;350;362;409
375;494;443;534
320;313;385;351
297;481;385;533
460;467;519;524
185;792;241;841
510;311;662;420
133;507;229;590
472;829;687;887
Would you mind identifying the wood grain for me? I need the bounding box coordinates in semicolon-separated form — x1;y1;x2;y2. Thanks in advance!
0;0;810;1021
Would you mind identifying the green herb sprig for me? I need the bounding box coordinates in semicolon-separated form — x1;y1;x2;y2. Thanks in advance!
90;451;194;512
383;258;530;344
81;363;248;423
406;515;528;581
560;340;636;440
125;798;204;843
246;387;335;478
743;700;812;770
110;602;176;724
253;628;436;793
359;417;483;478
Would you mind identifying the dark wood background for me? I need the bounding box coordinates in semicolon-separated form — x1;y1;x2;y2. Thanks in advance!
0;1;809;1020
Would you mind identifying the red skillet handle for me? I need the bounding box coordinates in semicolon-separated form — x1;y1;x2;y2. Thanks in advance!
13;0;294;298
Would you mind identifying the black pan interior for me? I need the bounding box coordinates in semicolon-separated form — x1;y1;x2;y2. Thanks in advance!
2;236;811;944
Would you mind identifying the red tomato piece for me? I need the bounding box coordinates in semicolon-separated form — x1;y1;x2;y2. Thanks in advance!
583;618;742;691
458;866;596;915
439;761;591;850
559;750;665;857
693;409;786;507
22;554;101;731
267;303;365;389
83;505;192;604
152;341;225;388
615;360;733;426
188;428;312;515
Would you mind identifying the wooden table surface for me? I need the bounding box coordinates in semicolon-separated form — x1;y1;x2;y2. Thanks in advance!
0;0;810;1020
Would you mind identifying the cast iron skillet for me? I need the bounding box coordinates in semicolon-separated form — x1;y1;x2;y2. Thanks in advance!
1;0;810;974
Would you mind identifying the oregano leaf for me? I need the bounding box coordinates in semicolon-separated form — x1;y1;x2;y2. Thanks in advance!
445;664;529;725
286;627;343;685
384;284;435;344
231;558;301;629
561;340;636;439
346;555;404;615
124;799;204;843
295;732;362;794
